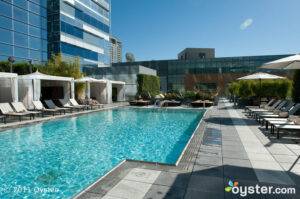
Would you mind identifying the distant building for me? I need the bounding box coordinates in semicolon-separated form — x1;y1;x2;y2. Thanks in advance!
110;36;122;63
178;48;215;60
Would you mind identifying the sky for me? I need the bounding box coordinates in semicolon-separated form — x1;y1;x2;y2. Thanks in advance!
111;0;300;61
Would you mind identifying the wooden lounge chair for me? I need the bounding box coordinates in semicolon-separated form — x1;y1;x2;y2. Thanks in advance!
11;102;41;119
33;101;62;116
129;100;150;106
191;100;213;107
251;100;287;119
58;99;85;112
69;99;90;110
248;99;282;116
44;100;71;114
0;103;32;121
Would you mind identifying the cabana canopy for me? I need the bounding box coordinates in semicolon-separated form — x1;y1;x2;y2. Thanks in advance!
18;71;75;108
74;76;107;83
0;72;18;102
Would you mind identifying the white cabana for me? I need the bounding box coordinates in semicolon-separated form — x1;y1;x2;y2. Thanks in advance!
75;77;108;104
0;72;18;103
74;77;126;104
18;70;74;108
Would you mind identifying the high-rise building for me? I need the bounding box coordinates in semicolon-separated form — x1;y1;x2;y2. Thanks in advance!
48;0;111;67
0;0;48;64
110;36;122;63
178;48;215;60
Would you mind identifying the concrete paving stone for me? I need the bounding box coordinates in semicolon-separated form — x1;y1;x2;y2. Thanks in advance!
200;145;222;151
280;163;300;173
260;182;299;199
143;184;185;199
87;174;122;194
202;138;222;146
247;153;276;161
154;171;191;189
244;147;270;154
267;148;295;155
192;165;223;177
291;149;300;155
76;191;105;199
224;190;266;199
223;158;252;168
254;170;295;185
222;151;249;160
102;195;123;199
187;175;224;192
184;189;224;199
285;144;300;150
195;155;223;166
273;154;299;163
223;166;258;181
222;145;245;151
106;180;152;199
222;140;243;146
222;136;241;141
124;168;161;184
197;149;222;157
223;147;247;154
251;160;283;171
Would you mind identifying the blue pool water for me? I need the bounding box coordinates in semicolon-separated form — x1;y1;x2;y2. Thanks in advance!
0;108;204;198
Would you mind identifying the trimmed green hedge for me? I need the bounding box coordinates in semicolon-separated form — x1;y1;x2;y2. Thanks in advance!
228;79;292;99
137;74;160;99
0;61;39;75
292;70;300;103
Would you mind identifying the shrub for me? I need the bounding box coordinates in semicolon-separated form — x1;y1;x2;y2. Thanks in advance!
137;74;160;98
238;80;254;98
228;82;240;96
184;91;196;100
195;91;213;100
275;79;292;99
292;70;300;103
0;61;40;75
165;93;180;100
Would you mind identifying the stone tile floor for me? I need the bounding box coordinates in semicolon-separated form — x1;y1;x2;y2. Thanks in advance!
76;99;300;199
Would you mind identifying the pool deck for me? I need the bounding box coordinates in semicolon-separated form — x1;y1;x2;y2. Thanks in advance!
75;99;300;199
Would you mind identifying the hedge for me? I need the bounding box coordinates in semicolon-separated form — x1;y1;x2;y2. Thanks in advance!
137;74;160;99
0;61;39;75
292;70;300;103
228;79;292;99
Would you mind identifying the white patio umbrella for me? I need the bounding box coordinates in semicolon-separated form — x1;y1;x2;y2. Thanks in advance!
237;72;285;104
261;53;300;69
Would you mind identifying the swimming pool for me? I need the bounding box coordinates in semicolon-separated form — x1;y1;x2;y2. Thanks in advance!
0;107;205;198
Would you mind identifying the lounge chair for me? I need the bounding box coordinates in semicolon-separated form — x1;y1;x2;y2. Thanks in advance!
0;115;6;124
69;99;90;110
245;98;275;113
248;99;282;116
44;100;71;114
11;102;41;119
58;99;85;112
273;124;300;139
251;100;287;119
258;102;298;124
0;103;33;121
33;101;62;116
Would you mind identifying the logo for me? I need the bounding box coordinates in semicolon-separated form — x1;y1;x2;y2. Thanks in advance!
225;180;239;192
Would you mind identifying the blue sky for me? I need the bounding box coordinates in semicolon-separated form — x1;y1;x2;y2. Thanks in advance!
111;0;300;61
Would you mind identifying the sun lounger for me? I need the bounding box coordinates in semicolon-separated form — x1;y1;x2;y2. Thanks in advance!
58;99;85;112
245;99;275;112
273;124;300;139
0;115;6;124
248;100;282;116
251;100;288;120
33;101;62;116
11;102;41;119
44;100;71;114
0;103;32;121
69;99;90;110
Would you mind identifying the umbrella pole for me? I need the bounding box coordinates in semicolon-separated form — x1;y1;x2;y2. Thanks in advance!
259;79;261;107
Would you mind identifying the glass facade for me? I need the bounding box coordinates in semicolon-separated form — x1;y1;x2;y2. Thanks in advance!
48;0;111;67
0;0;47;64
111;54;292;92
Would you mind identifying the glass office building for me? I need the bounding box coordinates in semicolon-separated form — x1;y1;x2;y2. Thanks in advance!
0;0;48;64
48;0;111;67
0;0;111;67
111;54;292;92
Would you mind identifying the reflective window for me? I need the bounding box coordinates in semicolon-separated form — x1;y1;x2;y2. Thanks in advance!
29;36;41;50
0;15;12;30
29;49;41;60
61;21;83;39
13;6;28;23
29;25;41;37
0;1;12;17
13;0;27;9
14;32;28;47
14;46;29;58
0;43;13;55
42;39;47;51
0;28;12;44
14;21;28;34
61;42;98;61
29;2;40;14
29;12;41;27
41;30;47;39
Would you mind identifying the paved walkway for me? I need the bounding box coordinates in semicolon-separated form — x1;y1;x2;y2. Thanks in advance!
78;99;300;199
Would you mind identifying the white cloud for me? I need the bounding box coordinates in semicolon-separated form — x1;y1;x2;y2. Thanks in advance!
240;18;253;30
